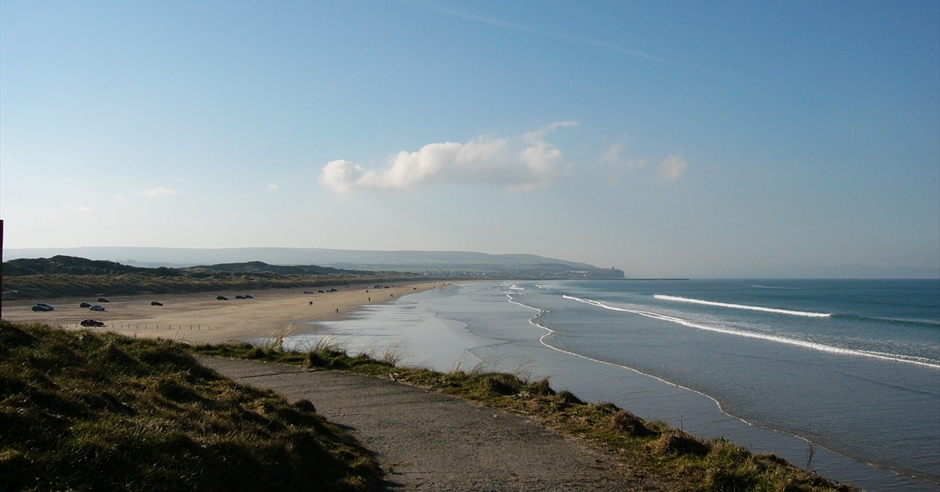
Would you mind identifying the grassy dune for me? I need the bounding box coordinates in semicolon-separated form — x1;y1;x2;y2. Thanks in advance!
1;255;432;299
0;322;382;492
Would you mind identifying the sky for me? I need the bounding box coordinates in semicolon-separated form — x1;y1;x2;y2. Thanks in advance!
1;0;938;277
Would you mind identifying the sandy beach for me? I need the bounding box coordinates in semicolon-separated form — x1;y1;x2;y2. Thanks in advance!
1;282;445;345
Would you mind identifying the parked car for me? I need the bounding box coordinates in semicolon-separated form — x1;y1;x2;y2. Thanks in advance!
79;302;92;308
80;319;105;327
97;297;110;303
216;295;228;300
31;303;55;312
244;294;253;299
151;301;163;306
303;290;314;294
235;295;245;300
89;305;106;312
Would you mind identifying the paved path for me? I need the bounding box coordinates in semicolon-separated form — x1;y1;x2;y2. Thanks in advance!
198;357;666;491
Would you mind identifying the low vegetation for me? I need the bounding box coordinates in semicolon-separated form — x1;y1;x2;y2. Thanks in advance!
2;256;433;299
0;321;382;491
1;319;856;491
194;340;857;492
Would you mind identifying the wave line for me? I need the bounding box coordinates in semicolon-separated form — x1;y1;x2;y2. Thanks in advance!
502;293;757;429
564;296;940;369
654;295;831;317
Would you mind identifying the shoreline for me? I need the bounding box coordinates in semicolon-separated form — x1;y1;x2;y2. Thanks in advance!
289;280;939;491
6;280;936;489
0;281;446;345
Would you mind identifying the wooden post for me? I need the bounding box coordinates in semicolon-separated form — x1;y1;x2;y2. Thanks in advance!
1;219;4;320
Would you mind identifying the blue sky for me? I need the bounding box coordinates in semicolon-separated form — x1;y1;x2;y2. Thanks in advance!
1;1;938;277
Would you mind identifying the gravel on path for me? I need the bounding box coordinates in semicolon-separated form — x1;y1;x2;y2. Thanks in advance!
198;357;668;491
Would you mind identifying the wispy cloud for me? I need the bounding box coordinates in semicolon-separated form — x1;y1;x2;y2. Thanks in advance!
601;142;624;164
659;154;687;181
266;184;279;191
419;3;663;62
65;205;93;213
413;3;756;83
133;187;177;198
321;122;577;193
600;141;646;184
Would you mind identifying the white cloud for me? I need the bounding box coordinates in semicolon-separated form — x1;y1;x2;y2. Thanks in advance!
601;141;645;169
65;205;93;213
321;122;577;193
601;142;623;164
133;187;177;198
266;184;279;191
659;154;687;181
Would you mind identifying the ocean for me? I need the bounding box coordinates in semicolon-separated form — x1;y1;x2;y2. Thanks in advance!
283;279;940;490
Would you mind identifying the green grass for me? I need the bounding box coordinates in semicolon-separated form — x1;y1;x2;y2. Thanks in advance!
1;271;431;300
195;341;857;492
0;321;382;492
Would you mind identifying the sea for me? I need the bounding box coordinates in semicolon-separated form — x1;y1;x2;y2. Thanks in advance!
280;279;940;490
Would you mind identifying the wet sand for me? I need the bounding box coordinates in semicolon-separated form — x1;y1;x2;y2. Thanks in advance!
1;282;444;344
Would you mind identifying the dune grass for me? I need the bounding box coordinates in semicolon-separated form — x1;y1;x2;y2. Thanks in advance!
195;340;857;492
0;321;382;492
1;271;429;300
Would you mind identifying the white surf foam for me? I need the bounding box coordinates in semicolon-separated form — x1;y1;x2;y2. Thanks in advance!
565;295;940;369
654;295;831;318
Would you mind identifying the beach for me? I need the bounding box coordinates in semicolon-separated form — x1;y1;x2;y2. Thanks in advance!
5;278;937;490
294;280;939;491
1;282;444;345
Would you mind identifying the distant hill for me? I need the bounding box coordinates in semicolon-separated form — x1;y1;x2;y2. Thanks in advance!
187;261;349;276
1;253;624;299
3;255;174;276
3;247;624;278
0;256;417;299
1;256;355;277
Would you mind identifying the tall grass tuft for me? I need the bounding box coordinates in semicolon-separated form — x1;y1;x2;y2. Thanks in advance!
0;321;382;492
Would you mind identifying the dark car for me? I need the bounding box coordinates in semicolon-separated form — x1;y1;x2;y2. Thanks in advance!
90;305;106;312
151;301;163;306
80;319;105;327
216;295;228;301
235;295;245;300
244;294;253;299
80;302;92;308
97;297;110;303
31;303;55;311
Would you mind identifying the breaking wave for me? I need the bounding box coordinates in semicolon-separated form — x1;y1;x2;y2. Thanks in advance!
565;295;939;369
654;295;831;317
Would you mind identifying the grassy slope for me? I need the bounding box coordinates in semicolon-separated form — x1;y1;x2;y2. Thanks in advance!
0;322;382;492
1;321;858;492
193;342;857;492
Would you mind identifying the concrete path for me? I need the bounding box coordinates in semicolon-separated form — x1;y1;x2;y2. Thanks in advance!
197;357;666;491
